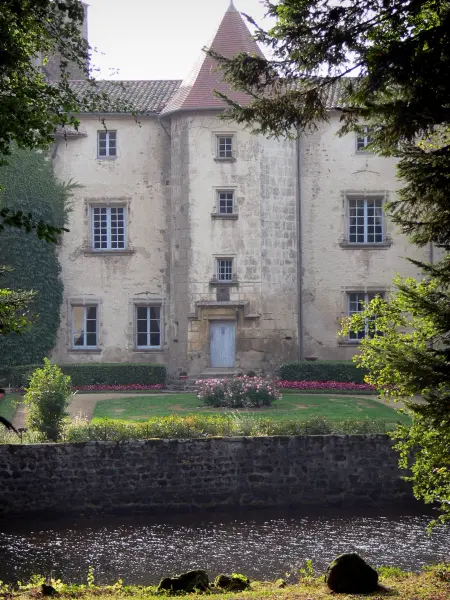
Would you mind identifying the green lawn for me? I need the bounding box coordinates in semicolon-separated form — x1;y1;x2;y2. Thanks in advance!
92;392;410;424
0;392;20;422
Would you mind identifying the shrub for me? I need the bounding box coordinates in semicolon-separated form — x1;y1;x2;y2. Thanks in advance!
279;361;368;383
7;362;167;387
197;377;281;408
0;414;396;444
24;359;72;441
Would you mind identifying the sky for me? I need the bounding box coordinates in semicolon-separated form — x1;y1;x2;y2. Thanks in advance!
87;0;271;81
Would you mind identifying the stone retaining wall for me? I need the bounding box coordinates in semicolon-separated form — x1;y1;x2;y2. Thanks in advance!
0;436;415;517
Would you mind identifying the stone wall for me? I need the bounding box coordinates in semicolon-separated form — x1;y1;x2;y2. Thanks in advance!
0;436;415;517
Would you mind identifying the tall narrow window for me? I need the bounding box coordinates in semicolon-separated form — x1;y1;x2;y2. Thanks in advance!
136;305;161;348
356;126;372;152
347;292;383;340
216;135;234;159
91;206;126;250
217;258;233;282
98;130;117;158
217;190;234;214
348;197;384;243
72;305;98;348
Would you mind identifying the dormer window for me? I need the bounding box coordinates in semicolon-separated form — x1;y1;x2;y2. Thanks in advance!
216;135;234;159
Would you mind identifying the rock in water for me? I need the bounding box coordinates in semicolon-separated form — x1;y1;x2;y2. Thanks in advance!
325;553;379;593
214;573;250;591
157;570;209;593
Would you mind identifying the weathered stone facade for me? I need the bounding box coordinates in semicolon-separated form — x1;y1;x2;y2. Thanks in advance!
50;4;429;374
0;436;415;517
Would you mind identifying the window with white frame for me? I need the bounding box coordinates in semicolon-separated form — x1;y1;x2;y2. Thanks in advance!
91;206;126;250
136;305;162;348
72;305;98;348
348;196;384;243
98;130;117;158
216;135;234;159
356;126;373;152
217;258;233;282
347;292;383;340
217;190;235;214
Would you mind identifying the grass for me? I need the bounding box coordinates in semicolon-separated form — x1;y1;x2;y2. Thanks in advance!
92;392;410;424
0;392;20;422
3;565;450;600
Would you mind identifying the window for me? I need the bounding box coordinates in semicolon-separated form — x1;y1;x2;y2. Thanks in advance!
72;305;98;348
98;130;117;158
217;190;234;214
216;135;234;159
347;292;383;340
217;258;233;282
91;206;126;250
348;196;384;243
136;305;161;348
356;126;372;152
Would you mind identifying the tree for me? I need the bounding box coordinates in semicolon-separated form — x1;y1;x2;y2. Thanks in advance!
0;0;122;241
0;267;36;336
0;147;71;364
210;1;450;522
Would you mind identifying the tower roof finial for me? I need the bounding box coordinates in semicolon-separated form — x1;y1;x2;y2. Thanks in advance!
228;0;237;12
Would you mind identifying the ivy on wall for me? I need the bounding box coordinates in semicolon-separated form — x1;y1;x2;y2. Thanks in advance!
0;147;72;366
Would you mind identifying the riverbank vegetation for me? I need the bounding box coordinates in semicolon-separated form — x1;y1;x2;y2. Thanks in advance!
2;564;449;600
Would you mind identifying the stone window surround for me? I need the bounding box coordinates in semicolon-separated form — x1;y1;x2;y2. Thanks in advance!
211;186;239;220
210;254;238;286
212;130;237;162
82;197;135;255
67;296;103;353
130;297;166;353
338;286;387;345
339;190;392;249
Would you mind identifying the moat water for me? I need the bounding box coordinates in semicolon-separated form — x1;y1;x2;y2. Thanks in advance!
0;507;449;585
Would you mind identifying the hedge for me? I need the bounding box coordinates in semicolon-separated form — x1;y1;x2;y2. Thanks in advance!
278;361;368;384
2;363;167;388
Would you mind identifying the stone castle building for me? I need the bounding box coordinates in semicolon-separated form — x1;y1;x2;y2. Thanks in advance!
51;2;428;375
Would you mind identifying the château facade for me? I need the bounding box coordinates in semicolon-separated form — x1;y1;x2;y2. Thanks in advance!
51;2;428;376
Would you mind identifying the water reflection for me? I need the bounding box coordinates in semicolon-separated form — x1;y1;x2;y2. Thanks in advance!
0;507;449;585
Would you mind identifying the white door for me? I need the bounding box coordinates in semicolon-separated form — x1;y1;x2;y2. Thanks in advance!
210;321;236;368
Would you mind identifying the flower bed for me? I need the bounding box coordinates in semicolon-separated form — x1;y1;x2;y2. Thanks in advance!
279;380;375;392
197;376;282;408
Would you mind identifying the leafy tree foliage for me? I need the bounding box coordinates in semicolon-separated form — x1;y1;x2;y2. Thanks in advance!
212;1;450;522
0;0;124;241
0;267;36;336
0;147;71;365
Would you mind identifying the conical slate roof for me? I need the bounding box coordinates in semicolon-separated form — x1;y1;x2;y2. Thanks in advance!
161;2;263;115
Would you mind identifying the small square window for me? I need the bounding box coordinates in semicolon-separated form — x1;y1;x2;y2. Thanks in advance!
217;258;233;282
135;305;162;348
347;292;383;340
98;130;117;158
216;135;234;159
356;126;373;152
347;196;384;243
91;205;126;250
72;305;98;348
217;190;234;214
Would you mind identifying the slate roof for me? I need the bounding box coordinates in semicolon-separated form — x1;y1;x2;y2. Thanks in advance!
161;1;264;116
69;79;182;114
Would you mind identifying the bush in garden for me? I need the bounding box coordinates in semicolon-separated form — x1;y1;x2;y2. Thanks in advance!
24;358;72;441
196;376;281;408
